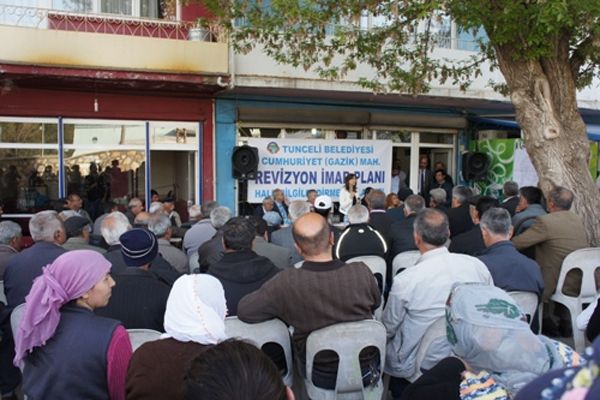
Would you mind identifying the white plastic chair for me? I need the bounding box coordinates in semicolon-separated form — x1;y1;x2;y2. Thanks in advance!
127;329;162;351
0;280;6;305
550;247;600;353
10;303;26;372
304;319;386;400
391;251;421;277
225;317;294;386
347;256;386;321
509;291;541;329
408;317;450;382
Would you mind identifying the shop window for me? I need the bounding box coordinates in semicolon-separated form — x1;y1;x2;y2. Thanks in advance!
149;122;198;145
0;121;60;213
420;132;454;145
63;122;146;217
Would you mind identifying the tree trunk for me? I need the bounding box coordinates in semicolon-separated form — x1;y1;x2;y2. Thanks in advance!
493;41;600;246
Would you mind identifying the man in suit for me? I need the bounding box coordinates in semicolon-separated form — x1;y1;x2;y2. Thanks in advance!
3;211;67;307
366;189;393;242
252;217;292;269
512;186;592;334
446;186;474;237
388;195;425;260
500;181;520;216
449;196;499;256
387;188;413;222
428;188;448;214
197;207;232;272
477;207;544;297
417;155;433;205
512;186;547;235
271;200;312;265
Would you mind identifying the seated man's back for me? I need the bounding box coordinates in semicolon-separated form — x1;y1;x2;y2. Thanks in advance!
238;213;380;388
95;228;170;331
207;217;280;315
477;207;544;297
335;205;387;261
383;209;492;384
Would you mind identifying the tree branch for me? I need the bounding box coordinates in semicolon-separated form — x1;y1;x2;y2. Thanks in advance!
569;32;600;78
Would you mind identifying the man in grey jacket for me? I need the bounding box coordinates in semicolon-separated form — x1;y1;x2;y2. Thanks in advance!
511;186;547;235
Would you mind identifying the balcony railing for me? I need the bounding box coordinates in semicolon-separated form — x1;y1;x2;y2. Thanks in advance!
0;3;225;42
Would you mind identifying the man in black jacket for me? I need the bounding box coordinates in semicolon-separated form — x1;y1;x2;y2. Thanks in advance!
446;186;474;237
208;217;280;315
96;228;170;332
388;195;426;261
449;196;499;256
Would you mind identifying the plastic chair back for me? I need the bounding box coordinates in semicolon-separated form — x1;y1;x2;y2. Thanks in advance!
0;280;6;305
508;291;540;325
347;256;386;320
305;319;386;400
225;317;294;386
408;316;449;382
392;251;421;277
127;329;162;351
10;303;26;372
550;247;600;353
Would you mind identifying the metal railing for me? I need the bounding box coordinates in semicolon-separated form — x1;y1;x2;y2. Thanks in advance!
0;3;226;42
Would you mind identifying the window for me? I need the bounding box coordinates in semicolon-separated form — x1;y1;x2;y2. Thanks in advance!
52;0;159;18
0;120;60;213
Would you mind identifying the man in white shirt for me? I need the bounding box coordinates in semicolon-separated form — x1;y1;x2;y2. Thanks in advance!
383;208;493;398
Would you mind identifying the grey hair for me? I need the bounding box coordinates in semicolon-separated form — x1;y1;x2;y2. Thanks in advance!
100;211;131;245
148;213;171;238
452;186;472;205
148;202;164;214
262;196;274;204
429;188;447;205
29;210;64;242
210;207;232;229
404;194;425;214
201;201;219;218
188;204;202;219
366;190;386;210
413;208;449;246
0;221;22;245
348;205;369;224
503;181;519;197
288;200;311;222
549;186;574;210
480;207;511;236
128;197;142;208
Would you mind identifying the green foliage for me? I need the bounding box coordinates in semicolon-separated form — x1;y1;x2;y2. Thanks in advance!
199;0;600;94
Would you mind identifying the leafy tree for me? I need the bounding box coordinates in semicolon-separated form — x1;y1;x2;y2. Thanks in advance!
201;0;600;244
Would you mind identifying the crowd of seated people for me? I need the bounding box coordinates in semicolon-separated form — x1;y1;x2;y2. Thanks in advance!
0;179;599;400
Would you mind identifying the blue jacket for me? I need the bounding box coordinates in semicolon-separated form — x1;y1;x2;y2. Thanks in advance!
478;240;544;297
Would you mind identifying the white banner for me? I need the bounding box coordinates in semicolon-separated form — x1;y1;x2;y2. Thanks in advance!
246;138;393;202
512;140;539;187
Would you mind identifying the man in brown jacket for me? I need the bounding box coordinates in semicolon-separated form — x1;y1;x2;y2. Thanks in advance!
237;212;381;390
512;186;592;333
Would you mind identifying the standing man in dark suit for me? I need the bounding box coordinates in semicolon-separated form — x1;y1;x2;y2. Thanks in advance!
500;181;520;216
417;155;433;205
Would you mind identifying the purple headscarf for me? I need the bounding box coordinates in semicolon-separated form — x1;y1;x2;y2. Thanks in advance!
13;250;112;365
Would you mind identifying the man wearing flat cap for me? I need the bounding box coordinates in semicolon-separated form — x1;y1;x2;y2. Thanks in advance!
62;216;106;254
96;228;170;332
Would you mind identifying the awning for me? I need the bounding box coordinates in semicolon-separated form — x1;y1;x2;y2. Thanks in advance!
470;117;600;141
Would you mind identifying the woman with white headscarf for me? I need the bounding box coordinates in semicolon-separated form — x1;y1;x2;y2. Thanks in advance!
126;274;228;400
401;283;581;400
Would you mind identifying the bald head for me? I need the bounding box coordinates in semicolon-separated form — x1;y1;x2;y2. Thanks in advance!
134;211;152;227
292;213;332;259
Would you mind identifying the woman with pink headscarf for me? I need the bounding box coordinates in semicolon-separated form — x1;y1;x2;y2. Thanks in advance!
13;250;132;400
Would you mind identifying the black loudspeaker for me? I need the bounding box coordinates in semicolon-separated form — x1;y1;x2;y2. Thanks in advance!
232;145;259;180
462;152;490;181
